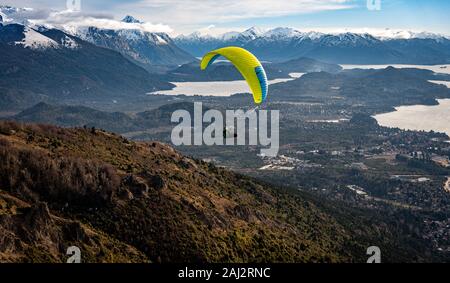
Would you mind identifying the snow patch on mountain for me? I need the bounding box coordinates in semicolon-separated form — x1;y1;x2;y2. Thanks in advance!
0;5;34;25
0;5;33;17
319;33;379;47
177;31;215;41
15;27;59;49
0;7;11;23
59;34;79;49
264;27;302;39
238;26;265;40
221;31;240;41
116;29;143;41
154;34;168;45
73;19;193;65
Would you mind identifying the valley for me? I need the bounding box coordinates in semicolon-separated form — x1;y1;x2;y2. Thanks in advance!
1;3;450;263
7;63;450;259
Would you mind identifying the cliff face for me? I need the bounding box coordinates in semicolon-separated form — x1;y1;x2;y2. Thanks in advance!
0;121;436;263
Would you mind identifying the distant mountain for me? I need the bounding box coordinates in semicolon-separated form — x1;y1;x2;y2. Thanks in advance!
174;32;224;58
11;102;202;133
339;66;450;102
75;16;195;68
0;7;194;69
13;102;139;133
122;15;143;24
163;60;291;82
0;120;440;262
293;33;403;64
271;57;342;74
175;27;450;64
0;24;59;49
162;57;342;82
0;23;173;110
0;6;31;24
270;67;450;106
383;38;450;64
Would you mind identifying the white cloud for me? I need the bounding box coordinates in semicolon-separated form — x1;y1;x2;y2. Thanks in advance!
31;10;173;33
2;6;173;33
125;0;355;27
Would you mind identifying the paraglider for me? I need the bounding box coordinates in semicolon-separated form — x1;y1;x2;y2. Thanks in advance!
200;46;268;104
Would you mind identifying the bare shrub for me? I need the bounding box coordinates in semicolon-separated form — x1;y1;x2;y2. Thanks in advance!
0;141;121;208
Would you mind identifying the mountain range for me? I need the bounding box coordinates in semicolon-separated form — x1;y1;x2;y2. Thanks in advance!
75;15;195;70
2;4;450;112
10;101;196;133
1;6;195;70
270;66;450;106
162;57;342;82
0;22;173;111
2;5;450;67
175;27;450;64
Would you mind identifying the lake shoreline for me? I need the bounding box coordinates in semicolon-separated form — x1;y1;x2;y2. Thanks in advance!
373;98;450;139
149;73;304;97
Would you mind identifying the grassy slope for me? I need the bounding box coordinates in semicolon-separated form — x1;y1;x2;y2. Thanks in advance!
0;121;438;262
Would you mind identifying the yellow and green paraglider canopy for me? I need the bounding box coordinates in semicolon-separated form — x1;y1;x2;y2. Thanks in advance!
200;46;268;104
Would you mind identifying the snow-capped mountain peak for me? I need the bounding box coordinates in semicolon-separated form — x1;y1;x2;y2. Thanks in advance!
0;5;34;24
0;6;12;23
376;30;449;41
221;31;240;41
73;15;194;65
180;31;202;39
264;27;302;39
122;15;143;24
177;26;449;43
238;26;265;40
0;5;33;15
301;31;325;41
317;32;380;47
177;31;214;40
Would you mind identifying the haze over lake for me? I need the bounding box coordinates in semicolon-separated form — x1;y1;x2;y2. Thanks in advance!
150;73;304;97
342;64;450;138
374;99;450;137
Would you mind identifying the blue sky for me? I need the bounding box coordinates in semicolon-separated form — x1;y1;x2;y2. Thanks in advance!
1;0;449;35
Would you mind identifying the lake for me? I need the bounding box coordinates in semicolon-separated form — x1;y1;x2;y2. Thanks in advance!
149;73;304;97
343;64;450;137
151;63;450;137
373;99;450;137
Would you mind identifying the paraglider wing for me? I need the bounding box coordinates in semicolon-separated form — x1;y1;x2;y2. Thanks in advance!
200;47;268;104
